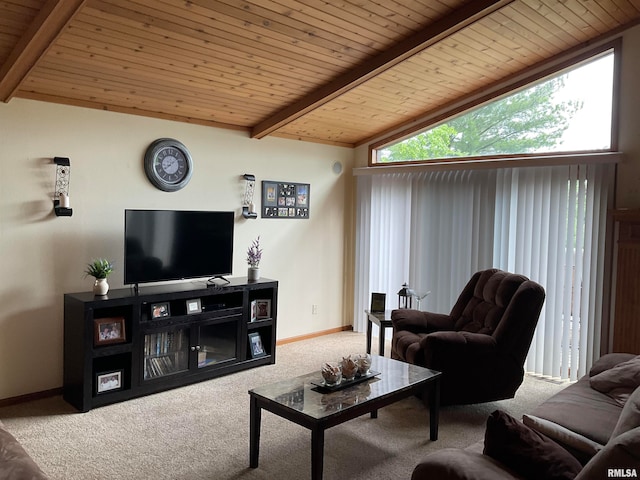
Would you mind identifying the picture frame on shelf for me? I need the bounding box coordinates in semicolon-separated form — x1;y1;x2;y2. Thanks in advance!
256;299;271;320
250;299;258;322
96;370;123;394
94;317;126;346
151;302;170;319
370;293;386;313
186;298;202;315
248;332;267;358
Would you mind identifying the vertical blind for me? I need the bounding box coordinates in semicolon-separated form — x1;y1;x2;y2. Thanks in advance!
354;162;615;380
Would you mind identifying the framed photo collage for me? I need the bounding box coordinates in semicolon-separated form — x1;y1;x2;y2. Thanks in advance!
261;181;310;219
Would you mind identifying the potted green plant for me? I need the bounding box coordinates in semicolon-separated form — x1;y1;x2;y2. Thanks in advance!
85;258;114;295
246;236;262;282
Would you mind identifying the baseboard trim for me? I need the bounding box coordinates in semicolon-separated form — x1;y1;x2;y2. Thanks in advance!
276;325;354;346
0;387;63;408
0;327;356;407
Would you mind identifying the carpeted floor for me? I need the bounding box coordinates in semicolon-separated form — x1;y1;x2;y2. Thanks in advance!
0;331;568;480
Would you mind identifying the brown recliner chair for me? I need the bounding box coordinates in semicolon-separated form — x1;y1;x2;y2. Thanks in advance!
391;269;545;406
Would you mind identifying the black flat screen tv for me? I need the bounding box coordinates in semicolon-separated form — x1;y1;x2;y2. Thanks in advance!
124;209;234;285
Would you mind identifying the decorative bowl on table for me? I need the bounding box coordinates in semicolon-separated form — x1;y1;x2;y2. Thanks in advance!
355;353;372;375
321;362;342;386
341;355;359;381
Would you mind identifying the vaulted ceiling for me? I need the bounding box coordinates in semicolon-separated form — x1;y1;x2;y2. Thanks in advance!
1;0;639;147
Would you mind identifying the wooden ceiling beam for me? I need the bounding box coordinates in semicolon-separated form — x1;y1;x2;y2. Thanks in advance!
0;0;86;102
250;0;515;139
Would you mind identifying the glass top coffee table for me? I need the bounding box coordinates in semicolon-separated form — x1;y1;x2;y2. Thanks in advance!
248;355;441;480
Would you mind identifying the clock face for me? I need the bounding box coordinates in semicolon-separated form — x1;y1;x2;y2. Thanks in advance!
144;139;193;191
155;147;186;181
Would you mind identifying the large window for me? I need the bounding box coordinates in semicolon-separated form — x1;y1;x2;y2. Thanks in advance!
358;44;620;378
354;162;615;380
374;50;615;164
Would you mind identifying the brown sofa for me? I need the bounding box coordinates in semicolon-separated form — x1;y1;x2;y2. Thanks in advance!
411;353;640;480
0;419;49;480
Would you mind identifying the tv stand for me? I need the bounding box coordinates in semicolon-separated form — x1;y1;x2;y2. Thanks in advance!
63;277;278;412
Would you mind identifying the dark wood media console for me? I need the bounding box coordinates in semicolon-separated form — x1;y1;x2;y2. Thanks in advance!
63;277;278;412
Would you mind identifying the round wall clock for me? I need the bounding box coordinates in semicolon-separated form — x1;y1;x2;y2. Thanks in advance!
144;138;193;192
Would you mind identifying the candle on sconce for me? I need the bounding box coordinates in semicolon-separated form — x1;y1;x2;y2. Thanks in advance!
60;193;70;208
249;202;256;213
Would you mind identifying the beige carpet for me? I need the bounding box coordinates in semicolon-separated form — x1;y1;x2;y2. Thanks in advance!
0;332;568;480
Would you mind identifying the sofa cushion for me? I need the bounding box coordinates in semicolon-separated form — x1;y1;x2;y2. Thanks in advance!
590;356;640;405
529;373;621;446
522;414;602;463
611;386;640;438
412;448;525;480
589;353;637;377
575;427;640;480
483;410;582;480
0;421;49;480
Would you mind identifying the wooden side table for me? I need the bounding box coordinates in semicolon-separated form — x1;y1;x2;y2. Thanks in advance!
365;310;393;357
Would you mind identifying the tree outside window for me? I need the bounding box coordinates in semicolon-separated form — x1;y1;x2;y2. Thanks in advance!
376;52;614;163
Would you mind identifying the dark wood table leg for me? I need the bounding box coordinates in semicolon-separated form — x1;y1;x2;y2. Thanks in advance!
429;378;440;441
366;316;372;354
311;427;325;480
249;395;261;468
378;323;386;356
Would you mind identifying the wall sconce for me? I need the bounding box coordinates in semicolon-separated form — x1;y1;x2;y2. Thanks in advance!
242;173;257;219
53;157;72;217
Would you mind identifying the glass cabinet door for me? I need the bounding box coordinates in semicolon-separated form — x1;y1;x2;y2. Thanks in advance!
143;328;189;380
196;321;237;368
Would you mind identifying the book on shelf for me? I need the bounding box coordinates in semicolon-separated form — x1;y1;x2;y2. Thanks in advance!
144;331;186;357
145;355;176;378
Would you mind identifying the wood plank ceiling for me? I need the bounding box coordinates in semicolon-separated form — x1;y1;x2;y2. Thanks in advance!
1;0;639;147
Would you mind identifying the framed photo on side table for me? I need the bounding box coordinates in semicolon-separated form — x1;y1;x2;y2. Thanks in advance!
248;332;267;358
94;317;126;346
96;370;123;394
370;293;386;313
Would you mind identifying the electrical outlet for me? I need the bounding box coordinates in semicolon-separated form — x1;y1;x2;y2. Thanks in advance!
312;304;318;315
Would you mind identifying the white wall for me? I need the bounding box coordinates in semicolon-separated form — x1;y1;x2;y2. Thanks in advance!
0;99;354;400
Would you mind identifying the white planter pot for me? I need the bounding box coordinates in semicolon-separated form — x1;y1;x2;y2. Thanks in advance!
248;267;260;282
93;277;109;295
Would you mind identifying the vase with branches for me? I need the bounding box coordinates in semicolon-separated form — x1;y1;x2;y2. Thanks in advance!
247;237;262;281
